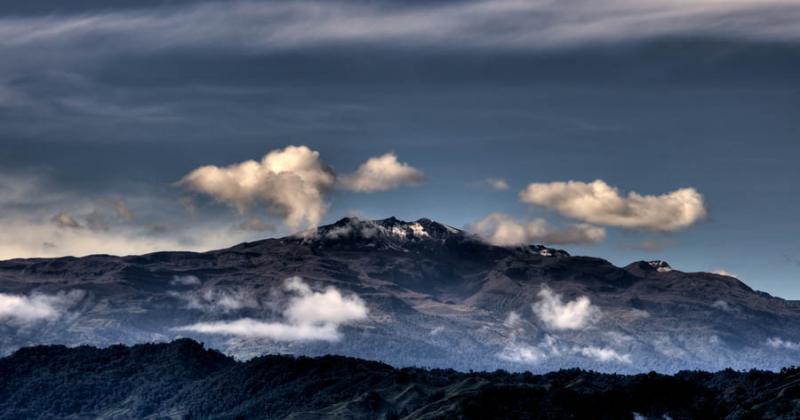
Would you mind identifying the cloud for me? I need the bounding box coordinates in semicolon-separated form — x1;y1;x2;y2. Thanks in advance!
0;0;796;58
504;311;523;329
467;212;605;246
52;212;81;229
282;276;369;325
712;300;733;311
573;345;632;364
766;337;800;350
237;218;276;232
170;275;202;286
179;145;336;230
111;199;134;221
0;290;84;325
532;285;600;330
519;180;707;231
498;341;548;364
172;287;259;312
339;153;424;192
176;277;368;342
180;147;423;230
474;178;509;191
712;269;737;278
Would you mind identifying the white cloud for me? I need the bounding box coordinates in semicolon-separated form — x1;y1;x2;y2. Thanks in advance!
0;1;796;57
532;286;600;330
177;277;368;342
339;153;424;192
498;341;547;364
712;300;733;311
766;337;800;350
573;345;632;364
504;311;523;329
172;287;259;312
519;180;707;231
712;269;737;278
179;145;336;230
467;212;605;246
170;275;202;286
0;290;84;325
476;178;509;191
282;276;369;325
176;318;341;341
180;147;423;230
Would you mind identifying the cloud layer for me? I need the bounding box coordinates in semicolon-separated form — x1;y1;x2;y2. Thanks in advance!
177;277;368;342
0;0;797;59
467;212;605;246
0;290;84;325
519;180;707;231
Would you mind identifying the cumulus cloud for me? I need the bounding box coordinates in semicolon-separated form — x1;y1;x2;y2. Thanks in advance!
499;334;630;365
467;212;605;246
179;145;336;230
766;337;800;350
0;290;84;325
573;345;632;364
180;147;423;230
519;180;707;231
339;153;424;192
532;286;600;330
177;277;368;342
498;341;548;364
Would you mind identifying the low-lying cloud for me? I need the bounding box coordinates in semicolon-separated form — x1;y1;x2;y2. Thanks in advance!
0;290;85;325
467;212;606;246
177;277;368;342
532;286;601;330
519;180;707;231
766;337;800;350
171;287;259;313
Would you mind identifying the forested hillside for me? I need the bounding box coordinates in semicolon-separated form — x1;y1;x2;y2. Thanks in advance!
1;340;800;419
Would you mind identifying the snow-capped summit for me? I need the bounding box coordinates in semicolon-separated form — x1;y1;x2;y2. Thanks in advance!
648;260;673;272
299;217;569;257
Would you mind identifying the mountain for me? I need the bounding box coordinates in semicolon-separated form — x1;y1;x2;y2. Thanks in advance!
2;339;800;420
1;216;800;373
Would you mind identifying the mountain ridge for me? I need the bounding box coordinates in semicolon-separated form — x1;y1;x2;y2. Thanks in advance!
0;216;798;373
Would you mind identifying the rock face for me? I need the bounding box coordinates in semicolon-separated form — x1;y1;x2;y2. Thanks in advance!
1;217;799;373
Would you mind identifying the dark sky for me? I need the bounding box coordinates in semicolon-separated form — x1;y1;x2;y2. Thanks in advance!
1;0;799;297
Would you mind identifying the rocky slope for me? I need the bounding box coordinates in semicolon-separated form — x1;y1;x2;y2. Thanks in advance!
1;217;799;373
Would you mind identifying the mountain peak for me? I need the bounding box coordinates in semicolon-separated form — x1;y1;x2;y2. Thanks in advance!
624;259;673;274
303;216;464;247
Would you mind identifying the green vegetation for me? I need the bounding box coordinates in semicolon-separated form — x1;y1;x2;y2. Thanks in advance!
1;340;799;419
